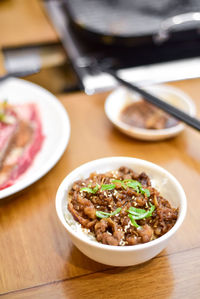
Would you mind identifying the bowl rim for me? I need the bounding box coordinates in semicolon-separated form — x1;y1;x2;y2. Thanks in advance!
104;84;196;138
56;156;187;252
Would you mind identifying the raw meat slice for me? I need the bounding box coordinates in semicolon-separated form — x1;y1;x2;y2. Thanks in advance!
0;103;44;190
0;122;18;165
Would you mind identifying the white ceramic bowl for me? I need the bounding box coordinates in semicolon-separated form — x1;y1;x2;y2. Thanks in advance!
105;84;196;141
56;157;187;266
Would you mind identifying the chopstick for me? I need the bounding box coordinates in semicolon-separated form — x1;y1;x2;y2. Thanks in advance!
105;69;200;131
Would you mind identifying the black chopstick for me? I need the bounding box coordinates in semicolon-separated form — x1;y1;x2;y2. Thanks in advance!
106;69;200;131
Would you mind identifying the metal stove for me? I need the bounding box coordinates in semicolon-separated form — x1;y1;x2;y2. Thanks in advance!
44;0;200;94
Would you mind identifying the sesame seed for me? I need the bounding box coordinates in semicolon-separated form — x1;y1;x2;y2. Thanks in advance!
119;240;126;246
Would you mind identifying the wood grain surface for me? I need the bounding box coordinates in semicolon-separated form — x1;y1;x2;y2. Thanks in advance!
0;0;58;47
0;79;200;298
0;1;200;298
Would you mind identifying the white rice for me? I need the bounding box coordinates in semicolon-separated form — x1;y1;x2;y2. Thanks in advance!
64;202;97;242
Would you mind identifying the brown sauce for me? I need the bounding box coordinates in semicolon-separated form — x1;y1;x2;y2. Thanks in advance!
120;100;179;130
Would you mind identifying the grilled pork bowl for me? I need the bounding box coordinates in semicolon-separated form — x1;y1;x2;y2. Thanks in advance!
56;157;186;266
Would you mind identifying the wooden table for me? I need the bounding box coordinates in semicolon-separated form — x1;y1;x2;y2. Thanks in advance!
1;80;200;298
0;1;200;298
0;0;58;48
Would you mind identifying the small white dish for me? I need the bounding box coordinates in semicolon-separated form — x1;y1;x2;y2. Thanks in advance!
56;156;187;266
0;78;70;199
104;84;196;141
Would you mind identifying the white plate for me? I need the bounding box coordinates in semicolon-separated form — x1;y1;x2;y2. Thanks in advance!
105;84;196;141
0;78;70;199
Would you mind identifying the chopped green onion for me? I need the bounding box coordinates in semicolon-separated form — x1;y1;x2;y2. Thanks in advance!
96;211;111;218
127;203;155;220
112;179;127;189
125;182;140;193
144;203;155;218
96;207;122;219
128;206;147;215
140;188;150;197
124;179;142;186
110;207;122;216
124;179;150;197
80;187;94;193
93;184;100;193
128;214;140;228
0;100;7;122
80;184;99;194
0;113;5;122
124;179;141;193
101;184;115;191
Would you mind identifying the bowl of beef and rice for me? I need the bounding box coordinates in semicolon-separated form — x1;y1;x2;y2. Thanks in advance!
55;157;186;266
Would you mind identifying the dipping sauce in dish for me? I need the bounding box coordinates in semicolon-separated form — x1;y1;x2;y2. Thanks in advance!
67;166;178;246
119;100;179;130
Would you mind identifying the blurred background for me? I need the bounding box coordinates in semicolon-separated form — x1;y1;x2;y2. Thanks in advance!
0;0;200;94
